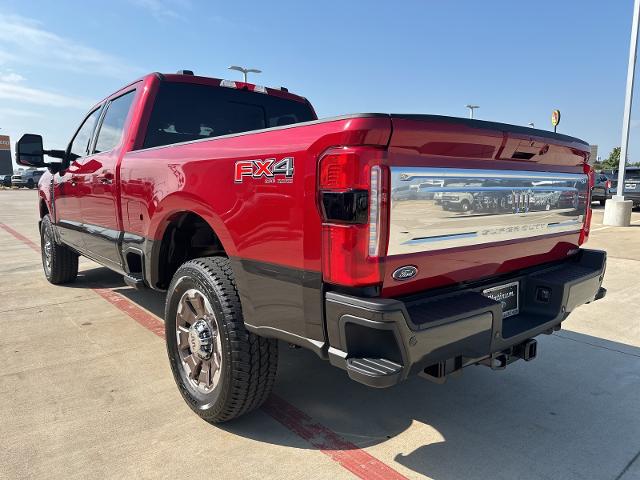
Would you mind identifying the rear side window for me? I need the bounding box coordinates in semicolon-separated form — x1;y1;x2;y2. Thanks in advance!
142;82;316;149
69;108;102;159
94;90;136;154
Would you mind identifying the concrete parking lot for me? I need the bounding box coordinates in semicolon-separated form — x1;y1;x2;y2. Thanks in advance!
1;189;639;480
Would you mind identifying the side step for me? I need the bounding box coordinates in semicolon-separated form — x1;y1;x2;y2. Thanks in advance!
123;273;146;289
345;357;403;388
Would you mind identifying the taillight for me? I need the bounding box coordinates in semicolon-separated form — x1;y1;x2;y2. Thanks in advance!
580;163;594;245
368;166;382;256
606;179;612;190
318;147;387;286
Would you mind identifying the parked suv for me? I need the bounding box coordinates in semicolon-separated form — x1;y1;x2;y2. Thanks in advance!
606;168;640;207
592;173;613;206
11;169;44;188
0;173;11;187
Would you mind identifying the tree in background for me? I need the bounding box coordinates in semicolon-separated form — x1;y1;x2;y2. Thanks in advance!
602;147;621;170
597;146;640;170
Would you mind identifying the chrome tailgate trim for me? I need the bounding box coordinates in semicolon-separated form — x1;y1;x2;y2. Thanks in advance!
388;167;587;256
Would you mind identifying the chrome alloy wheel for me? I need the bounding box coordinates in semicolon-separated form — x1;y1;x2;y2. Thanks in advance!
176;289;223;393
43;229;53;275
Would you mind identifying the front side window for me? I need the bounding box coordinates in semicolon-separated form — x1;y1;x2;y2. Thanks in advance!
143;82;316;149
94;90;136;154
69;107;102;159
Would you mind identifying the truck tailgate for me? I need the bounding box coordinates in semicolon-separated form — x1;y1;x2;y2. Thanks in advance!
382;115;591;297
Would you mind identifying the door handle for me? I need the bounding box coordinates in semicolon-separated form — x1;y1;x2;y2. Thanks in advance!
70;176;79;187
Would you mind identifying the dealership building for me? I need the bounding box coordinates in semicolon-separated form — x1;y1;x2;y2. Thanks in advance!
0;135;11;176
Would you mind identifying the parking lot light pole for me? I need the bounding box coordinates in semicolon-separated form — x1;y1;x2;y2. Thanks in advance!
465;104;479;119
228;65;262;83
604;0;639;226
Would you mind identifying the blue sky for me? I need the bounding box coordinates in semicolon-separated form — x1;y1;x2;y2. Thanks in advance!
0;0;635;163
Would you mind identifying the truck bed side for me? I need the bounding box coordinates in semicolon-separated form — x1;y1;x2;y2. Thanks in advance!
119;114;392;352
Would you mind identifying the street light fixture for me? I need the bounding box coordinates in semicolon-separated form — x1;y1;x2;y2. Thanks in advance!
228;65;262;83
465;104;479;119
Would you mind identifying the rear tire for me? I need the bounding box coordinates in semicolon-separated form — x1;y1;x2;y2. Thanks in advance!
27;179;34;189
40;214;78;284
165;257;278;423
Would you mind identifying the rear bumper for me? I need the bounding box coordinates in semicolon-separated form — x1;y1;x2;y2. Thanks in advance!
325;248;606;387
591;189;612;201
621;192;640;205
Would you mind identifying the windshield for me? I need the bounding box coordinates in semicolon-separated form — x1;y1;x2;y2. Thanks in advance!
143;82;316;149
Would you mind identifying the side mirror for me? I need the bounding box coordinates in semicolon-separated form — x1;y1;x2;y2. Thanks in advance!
16;134;67;172
16;134;46;167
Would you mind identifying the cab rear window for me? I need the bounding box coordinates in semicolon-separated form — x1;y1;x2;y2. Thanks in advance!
142;82;316;149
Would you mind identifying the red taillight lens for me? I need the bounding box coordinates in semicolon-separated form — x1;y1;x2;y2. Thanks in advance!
580;164;595;245
606;180;612;190
321;224;383;285
319;149;370;190
318;147;387;287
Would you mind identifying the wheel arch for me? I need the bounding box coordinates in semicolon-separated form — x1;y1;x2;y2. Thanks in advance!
39;196;49;218
145;194;237;290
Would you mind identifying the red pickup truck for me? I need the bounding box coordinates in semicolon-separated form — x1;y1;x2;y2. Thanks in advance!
17;71;606;423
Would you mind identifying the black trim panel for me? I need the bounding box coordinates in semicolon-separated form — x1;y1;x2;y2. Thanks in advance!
229;257;326;357
55;221;138;274
56;219;86;251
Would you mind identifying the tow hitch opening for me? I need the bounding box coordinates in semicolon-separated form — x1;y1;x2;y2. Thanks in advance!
478;339;539;370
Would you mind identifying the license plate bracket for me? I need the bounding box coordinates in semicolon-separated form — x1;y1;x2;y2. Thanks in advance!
482;281;519;318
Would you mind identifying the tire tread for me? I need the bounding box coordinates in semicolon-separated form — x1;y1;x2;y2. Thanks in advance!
41;215;78;284
166;256;278;423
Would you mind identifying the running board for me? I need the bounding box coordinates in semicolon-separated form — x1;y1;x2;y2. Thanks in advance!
123;273;146;289
345;357;403;388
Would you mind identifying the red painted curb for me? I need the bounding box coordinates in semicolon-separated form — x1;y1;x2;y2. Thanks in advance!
92;287;167;339
1;221;409;480
0;222;40;252
263;394;409;480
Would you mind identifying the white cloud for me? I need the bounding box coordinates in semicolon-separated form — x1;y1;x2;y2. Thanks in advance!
130;0;190;21
0;13;141;79
0;81;90;108
0;71;24;83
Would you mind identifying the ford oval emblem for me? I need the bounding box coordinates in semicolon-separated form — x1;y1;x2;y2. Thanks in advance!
392;265;418;281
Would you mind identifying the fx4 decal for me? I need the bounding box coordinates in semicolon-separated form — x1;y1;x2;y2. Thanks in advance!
234;157;294;184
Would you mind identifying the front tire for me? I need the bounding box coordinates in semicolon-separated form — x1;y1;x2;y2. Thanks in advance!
40;214;78;284
599;199;606;206
165;257;278;423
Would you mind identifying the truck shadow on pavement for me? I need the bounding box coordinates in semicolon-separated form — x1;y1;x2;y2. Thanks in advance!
71;266;640;480
72;265;167;315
